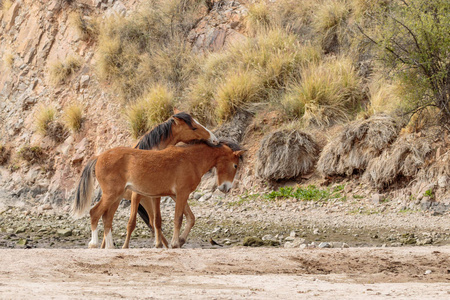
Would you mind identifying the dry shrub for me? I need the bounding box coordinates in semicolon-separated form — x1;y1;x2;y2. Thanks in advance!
49;56;82;84
216;71;262;121
35;106;56;134
96;0;205;102
317;114;399;177
126;84;174;138
18;146;46;165
246;1;271;34
0;145;11;165
63;103;83;133
367;74;405;116
69;11;99;41
2;51;14;68
270;0;318;34
256;129;320;180
363;134;432;189
46;122;69;143
312;0;350;53
282;56;363;127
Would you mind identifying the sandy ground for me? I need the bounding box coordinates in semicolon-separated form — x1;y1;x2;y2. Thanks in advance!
0;246;449;299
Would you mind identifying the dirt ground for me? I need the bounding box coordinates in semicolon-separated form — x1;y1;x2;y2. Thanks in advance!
0;246;449;299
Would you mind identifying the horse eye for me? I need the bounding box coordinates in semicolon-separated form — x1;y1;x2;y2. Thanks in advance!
192;128;197;131
234;164;237;169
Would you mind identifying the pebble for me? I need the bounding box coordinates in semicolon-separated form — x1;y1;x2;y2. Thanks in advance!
424;270;432;275
318;242;331;248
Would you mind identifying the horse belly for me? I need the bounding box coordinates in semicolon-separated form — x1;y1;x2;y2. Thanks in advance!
126;177;175;198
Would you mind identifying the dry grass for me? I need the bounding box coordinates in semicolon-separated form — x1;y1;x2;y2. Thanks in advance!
282;56;363;127
317;114;399;177
1;0;12;12
69;11;99;41
363;133;432;189
46;122;69;143
126;84;174;138
0;145;11;165
271;0;318;34
366;74;405;116
18;146;46;165
96;0;205;103
216;71;262;121
35;106;56;134
256;129;320;180
63;103;83;133
2;51;14;68
246;1;271;34
312;0;351;53
49;56;82;85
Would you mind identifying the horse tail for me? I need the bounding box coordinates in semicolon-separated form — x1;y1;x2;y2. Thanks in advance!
137;204;154;231
72;158;98;218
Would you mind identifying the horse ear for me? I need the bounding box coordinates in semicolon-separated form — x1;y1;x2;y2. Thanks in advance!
233;150;246;158
173;107;181;114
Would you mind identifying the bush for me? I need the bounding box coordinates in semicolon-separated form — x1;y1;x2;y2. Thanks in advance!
364;0;450;125
0;145;11;165
63;103;84;133
18;146;46;165
69;11;99;41
282;56;363;126
126;84;174;138
96;0;205;102
35;106;56;134
49;56;82;84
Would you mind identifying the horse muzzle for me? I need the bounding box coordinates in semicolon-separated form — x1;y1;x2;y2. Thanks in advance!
209;133;219;145
218;181;232;193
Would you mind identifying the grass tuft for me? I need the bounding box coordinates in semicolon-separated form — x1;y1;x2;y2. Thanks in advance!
49;56;82;85
63;103;84;133
35;106;56;134
18;146;46;165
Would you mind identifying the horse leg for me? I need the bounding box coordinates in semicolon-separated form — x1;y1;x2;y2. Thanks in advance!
171;192;189;248
139;196;156;235
148;197;167;248
88;196;111;248
123;192;142;249
101;200;121;249
179;202;195;247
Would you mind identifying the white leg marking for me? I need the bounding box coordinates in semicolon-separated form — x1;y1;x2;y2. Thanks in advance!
88;228;99;248
105;230;114;249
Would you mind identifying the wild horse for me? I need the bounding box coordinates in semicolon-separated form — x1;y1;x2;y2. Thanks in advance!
72;140;244;249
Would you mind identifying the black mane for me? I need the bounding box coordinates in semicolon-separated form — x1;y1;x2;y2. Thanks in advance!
135;112;195;150
185;138;244;152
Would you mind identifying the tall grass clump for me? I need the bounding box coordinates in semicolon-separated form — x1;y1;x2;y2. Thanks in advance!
1;0;13;13
69;11;99;41
63;103;84;133
35;105;56;134
246;1;271;34
189;29;322;123
49;55;82;84
126;84;174;138
282;57;363;127
96;0;206;102
312;0;351;53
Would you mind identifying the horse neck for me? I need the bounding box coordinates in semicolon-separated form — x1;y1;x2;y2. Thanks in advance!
187;145;223;174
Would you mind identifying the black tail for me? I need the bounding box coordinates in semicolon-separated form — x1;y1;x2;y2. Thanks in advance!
137;204;154;232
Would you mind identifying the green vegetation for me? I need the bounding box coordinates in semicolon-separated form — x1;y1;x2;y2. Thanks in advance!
265;185;346;202
424;189;434;198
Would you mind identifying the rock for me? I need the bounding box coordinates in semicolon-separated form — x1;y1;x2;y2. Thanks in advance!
80;75;90;88
416;238;432;245
262;234;274;241
193;192;202;200
17;238;28;246
313;228;320;235
15;227;26;234
57;229;72;237
372;193;383;204
289;230;296;238
318;242;331;248
424;270;432;275
199;192;213;202
243;236;264;247
437;175;448;188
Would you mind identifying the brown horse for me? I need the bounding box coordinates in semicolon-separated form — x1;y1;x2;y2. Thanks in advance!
86;111;218;248
72;140;244;249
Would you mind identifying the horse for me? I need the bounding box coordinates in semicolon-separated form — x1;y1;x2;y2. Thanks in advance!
87;111;218;248
72;140;245;249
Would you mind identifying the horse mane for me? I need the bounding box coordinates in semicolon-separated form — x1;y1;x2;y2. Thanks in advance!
185;138;244;153
135;112;195;150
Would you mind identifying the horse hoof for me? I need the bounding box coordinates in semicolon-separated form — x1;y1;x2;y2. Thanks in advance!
88;242;98;249
179;237;186;247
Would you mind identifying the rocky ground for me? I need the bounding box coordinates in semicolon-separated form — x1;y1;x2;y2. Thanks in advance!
1;185;449;250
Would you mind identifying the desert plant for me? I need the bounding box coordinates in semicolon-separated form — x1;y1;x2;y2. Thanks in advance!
126;84;174;138
46;122;69;143
282;56;363;126
0;145;11;165
246;1;271;34
69;11;99;41
2;51;14;68
49;55;82;84
35;106;56;134
63;103;83;133
1;0;13;12
18;146;46;165
359;0;450;126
